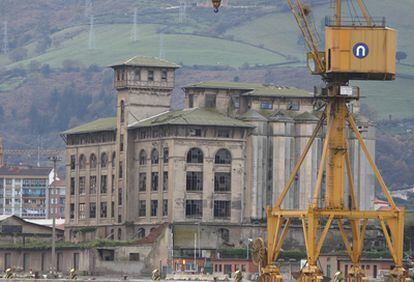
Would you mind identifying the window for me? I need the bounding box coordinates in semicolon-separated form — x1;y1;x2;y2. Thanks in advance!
151;200;158;217
100;175;107;194
214;201;230;218
137;228;145;239
186;200;202;218
217;129;231;138
129;253;140;261
100;202;107;218
70;203;75;219
120;134;124;152
151;172;159;191
70;178;75;195
214;173;231;192
163;200;168;216
163;172;168;191
118;228;122;240
79;177;86;195
90;176;97;194
205;94;216;108
112;152;116;167
79;203;86;219
189;94;194;108
163;147;169;163
111;202;115;218
186;172;203;191
120;100;125;123
151;149;159;164
148;70;154;81
118;188;122;205
187;148;203;163
161;69;167;81
287;100;300;111
138;173;147;191
101;153;108;168
139;150;147;165
134;69;141;80
79;154;86;169
232;96;240;109
89;202;96;218
260;101;273;110
70;155;76;170
111;175;115;193
90;154;97;169
218;228;229;242
215;149;232;164
139;200;146;217
189;128;202;137
119;161;123;179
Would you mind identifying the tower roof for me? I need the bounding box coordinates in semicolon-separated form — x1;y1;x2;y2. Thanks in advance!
110;56;180;69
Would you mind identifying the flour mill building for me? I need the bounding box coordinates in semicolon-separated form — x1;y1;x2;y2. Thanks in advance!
62;56;375;251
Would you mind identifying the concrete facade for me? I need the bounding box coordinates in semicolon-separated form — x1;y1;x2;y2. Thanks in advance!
62;56;376;264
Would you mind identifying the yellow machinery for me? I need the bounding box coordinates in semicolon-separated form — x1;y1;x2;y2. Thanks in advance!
211;0;408;281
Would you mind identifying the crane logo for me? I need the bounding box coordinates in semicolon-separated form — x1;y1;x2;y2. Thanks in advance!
353;43;369;59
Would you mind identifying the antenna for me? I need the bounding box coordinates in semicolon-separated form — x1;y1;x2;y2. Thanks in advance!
131;7;139;42
179;0;187;24
88;15;96;50
159;33;165;59
2;21;8;55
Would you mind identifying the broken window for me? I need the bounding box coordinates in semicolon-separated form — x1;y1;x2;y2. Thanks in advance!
129;253;140;261
90;154;97;169
188;94;194;108
79;177;86;195
187;148;203;163
137;228;145;239
120;100;125;123
90;176;97;194
163;147;169;163
232;96;240;109
119;161;123;179
163;200;168;216
79;154;86;169
205;94;216;108
186;172;203;191
218;228;229;242
214;201;230;218
163;172;168;191
120;134;124;152
214;172;231;192
287;100;300;111
215;149;232;164
100;202;107;218
151;172;159;191
189;128;202;137
134;69;141;81
89;202;96;218
217;129;231;138
118;188;122;205
70;155;76;170
139;200;146;217
111;202;115;218
79;203;86;219
139;173;147;192
101;152;108;168
185;200;202;218
151;149;159;164
111;175;115;193
101;175;107;194
151;200;158;217
112;152;116;168
148;70;154;81
70;203;75;219
139;150;147;165
161;69;168;81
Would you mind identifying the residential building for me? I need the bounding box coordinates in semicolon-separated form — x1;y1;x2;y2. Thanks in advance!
48;179;66;219
62;56;375;266
0;166;53;219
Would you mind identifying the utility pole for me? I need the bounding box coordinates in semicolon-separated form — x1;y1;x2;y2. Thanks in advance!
49;156;61;275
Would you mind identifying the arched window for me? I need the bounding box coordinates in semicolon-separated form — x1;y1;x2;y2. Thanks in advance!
101;153;108;168
90;154;97;169
218;228;230;242
79;154;86;169
139;150;147;165
137;228;145;239
151;149;159;164
120;100;125;124
187;148;203;164
215;149;232;164
112;152;116;168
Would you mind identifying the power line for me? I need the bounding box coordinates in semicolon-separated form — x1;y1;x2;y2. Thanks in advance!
88;15;96;50
131;7;139;42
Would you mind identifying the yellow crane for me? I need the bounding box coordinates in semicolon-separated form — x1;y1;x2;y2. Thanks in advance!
212;0;407;281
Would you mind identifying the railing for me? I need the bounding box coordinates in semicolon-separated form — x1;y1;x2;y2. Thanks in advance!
325;16;386;27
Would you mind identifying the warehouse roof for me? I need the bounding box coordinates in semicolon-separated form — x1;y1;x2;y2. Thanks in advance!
110;56;180;69
129;108;253;128
184;81;312;98
0;166;52;177
62;117;117;135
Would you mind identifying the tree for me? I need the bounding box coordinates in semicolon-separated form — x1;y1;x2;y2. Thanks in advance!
396;51;408;63
40;64;51;76
8;47;28;62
